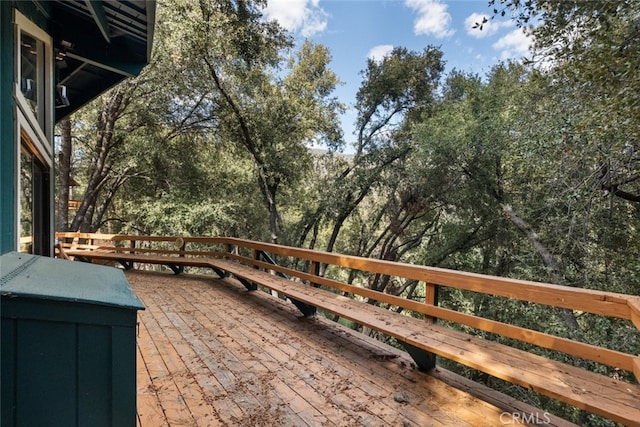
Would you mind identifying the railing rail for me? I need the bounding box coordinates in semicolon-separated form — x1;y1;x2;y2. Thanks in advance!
56;232;640;377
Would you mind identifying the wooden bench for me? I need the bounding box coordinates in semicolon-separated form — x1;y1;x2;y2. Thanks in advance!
56;233;640;426
204;258;639;427
63;249;214;274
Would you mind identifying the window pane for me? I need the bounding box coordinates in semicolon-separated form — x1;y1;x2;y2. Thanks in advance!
20;144;51;256
20;32;45;129
20;150;33;253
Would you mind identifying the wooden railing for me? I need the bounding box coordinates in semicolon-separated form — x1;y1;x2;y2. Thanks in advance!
56;232;640;425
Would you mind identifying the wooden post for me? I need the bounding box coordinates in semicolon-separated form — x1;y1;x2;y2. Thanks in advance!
225;243;234;260
309;261;320;287
253;249;260;270
400;281;439;372
629;297;640;330
629;298;640;382
424;282;438;324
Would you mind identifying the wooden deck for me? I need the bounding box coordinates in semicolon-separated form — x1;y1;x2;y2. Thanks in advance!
130;271;571;427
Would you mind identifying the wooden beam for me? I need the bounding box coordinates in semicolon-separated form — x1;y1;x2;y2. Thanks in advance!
239;255;636;372
84;0;111;43
629;297;640;330
220;237;634;320
630;298;640;382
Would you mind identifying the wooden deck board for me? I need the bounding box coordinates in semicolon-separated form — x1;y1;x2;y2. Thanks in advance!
165;286;318;426
136;345;169;427
130;271;574;427
178;280;389;427
199;287;441;426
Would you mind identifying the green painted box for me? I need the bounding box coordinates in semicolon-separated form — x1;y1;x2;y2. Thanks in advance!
1;252;144;427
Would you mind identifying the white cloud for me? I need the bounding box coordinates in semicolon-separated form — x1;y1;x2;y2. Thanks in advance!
262;0;328;37
404;0;454;38
492;28;532;60
368;44;394;62
464;13;512;39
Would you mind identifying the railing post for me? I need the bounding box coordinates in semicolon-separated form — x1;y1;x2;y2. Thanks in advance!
173;237;185;274
400;281;438;372
253;249;260;270
424;282;438;323
175;237;185;254
309;261;320;288
629;298;640;382
225;244;234;260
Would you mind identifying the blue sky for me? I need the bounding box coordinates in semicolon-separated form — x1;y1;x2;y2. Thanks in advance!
261;0;533;145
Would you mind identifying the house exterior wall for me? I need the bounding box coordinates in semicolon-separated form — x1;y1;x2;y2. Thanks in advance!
1;3;154;425
0;1;17;254
1;1;154;255
1;2;54;256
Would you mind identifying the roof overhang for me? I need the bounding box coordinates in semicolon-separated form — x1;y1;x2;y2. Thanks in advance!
50;0;156;122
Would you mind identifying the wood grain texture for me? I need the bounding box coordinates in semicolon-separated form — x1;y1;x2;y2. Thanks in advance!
55;233;640;426
202;260;640;426
130;271;561;427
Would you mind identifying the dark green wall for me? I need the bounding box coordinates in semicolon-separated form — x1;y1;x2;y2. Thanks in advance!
2;298;139;427
0;2;53;254
1;253;143;427
0;1;16;254
15;1;51;32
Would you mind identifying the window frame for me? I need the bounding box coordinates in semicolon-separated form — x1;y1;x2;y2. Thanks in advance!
14;10;53;151
14;10;54;255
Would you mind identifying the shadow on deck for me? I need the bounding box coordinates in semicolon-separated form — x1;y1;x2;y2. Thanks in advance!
130;270;571;427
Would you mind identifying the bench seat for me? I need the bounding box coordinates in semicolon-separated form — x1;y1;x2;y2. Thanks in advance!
62;249;640;426
205;259;640;427
64;249;214;273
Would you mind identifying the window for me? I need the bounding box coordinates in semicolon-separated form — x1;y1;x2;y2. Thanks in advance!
20;31;46;130
15;11;52;145
20;145;51;255
15;11;53;256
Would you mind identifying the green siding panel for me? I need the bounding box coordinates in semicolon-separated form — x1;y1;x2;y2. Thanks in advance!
1;252;143;427
16;320;78;426
1;312;139;427
112;326;138;427
0;1;16;254
78;325;112;427
1;318;17;426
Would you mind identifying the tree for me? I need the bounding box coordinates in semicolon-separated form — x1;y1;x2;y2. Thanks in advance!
167;0;343;244
67;74;157;232
295;47;445;261
489;0;640;203
55;117;72;231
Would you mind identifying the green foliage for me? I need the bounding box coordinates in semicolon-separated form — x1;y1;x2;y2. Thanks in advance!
59;1;640;423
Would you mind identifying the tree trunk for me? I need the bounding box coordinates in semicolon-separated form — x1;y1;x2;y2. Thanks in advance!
502;204;581;332
56;117;72;231
70;87;128;232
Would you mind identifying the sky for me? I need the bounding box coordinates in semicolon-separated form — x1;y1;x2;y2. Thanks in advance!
260;0;533;146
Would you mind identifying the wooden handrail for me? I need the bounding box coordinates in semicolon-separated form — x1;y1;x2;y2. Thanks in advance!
102;234;632;319
56;232;118;240
56;232;640;375
233;254;637;372
217;237;634;320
